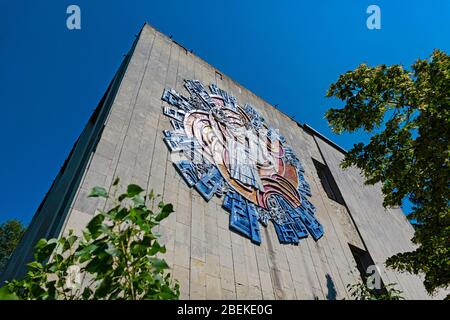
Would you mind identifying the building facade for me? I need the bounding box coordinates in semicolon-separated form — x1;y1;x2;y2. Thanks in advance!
1;23;435;299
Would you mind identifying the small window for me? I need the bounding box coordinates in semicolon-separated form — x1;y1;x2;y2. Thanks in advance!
348;244;374;280
312;158;345;205
215;71;223;80
349;244;386;296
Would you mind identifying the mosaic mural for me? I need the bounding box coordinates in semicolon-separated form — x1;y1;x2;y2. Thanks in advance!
161;79;324;244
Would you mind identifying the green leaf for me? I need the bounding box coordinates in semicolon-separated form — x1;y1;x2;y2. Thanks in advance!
84;257;102;273
75;243;98;262
82;229;92;242
0;286;19;300
94;276;113;299
149;241;166;255
115;208;129;220
88;186;108;198
64;234;78;250
82;287;93;299
105;205;121;220
34;238;57;262
127;184;144;197
105;243;120;257
155;203;174;222
149;257;169;272
142;234;156;245
86;214;105;238
35;238;48;250
112;177;120;186
30;283;45;298
131;243;147;256
132;195;145;207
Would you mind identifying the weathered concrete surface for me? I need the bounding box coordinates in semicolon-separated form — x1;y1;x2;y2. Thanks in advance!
3;23;439;299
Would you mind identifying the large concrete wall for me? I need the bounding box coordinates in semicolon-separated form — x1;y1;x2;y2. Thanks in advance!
4;23;435;299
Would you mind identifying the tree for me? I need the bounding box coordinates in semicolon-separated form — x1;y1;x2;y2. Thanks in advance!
0;179;179;300
0;220;26;274
325;49;449;297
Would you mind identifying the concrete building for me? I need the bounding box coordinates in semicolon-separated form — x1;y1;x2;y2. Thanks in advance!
1;23;435;299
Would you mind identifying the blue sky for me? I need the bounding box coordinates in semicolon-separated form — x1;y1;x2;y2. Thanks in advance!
1;0;449;225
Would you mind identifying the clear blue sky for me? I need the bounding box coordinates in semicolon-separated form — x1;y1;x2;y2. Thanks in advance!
1;0;449;225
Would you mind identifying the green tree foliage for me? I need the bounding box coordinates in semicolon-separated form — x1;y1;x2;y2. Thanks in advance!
347;282;404;300
0;220;26;274
325;49;449;297
0;179;179;300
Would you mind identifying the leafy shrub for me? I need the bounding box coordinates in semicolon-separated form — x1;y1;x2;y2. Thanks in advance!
0;178;179;300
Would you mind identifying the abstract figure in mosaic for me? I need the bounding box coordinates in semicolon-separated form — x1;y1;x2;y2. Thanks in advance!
161;80;324;244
